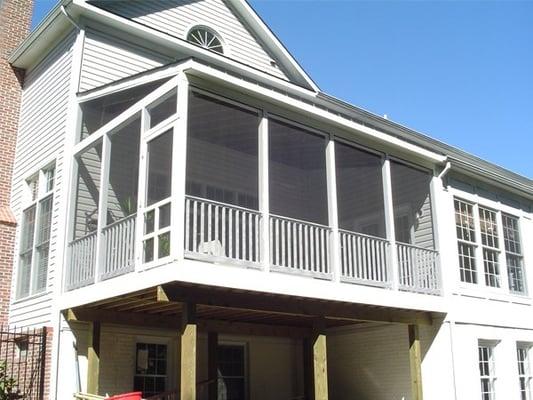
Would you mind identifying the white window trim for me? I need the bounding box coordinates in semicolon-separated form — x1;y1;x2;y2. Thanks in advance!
478;340;498;400
517;343;533;400
15;163;56;300
452;193;527;298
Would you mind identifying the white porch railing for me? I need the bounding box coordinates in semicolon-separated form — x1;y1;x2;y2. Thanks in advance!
340;230;390;287
397;242;440;294
66;231;97;290
100;213;136;280
184;196;262;265
270;215;331;278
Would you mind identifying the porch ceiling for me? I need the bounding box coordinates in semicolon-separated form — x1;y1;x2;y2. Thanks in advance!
66;282;436;338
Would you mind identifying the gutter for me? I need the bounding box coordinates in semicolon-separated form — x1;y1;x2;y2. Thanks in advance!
8;0;73;65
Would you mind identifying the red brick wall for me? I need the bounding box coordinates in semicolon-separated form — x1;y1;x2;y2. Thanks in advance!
0;0;34;324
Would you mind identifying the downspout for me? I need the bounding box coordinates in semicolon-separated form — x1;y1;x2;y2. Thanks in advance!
438;160;452;188
61;4;81;31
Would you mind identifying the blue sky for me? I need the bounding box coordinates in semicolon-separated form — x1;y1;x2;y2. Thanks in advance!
32;1;533;179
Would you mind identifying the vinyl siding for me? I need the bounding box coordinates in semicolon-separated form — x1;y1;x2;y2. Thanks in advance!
92;0;288;80
9;31;76;327
79;30;170;92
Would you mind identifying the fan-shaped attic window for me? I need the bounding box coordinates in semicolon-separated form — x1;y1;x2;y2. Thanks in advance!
187;26;224;54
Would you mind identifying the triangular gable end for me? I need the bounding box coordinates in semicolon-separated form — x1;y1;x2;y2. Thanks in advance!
87;0;319;91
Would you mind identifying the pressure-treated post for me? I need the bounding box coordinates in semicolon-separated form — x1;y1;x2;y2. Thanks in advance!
207;332;218;400
312;322;329;400
408;324;423;400
87;321;101;394
180;303;197;400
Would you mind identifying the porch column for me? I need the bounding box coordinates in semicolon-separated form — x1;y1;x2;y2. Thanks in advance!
207;332;218;400
408;324;424;400
87;321;101;394
312;323;329;400
180;303;197;400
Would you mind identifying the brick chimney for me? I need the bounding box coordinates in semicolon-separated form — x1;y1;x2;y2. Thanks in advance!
0;0;34;324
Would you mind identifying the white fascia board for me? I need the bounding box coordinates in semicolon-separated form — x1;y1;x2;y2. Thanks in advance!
76;63;186;102
58;259;447;314
184;61;447;164
229;0;320;92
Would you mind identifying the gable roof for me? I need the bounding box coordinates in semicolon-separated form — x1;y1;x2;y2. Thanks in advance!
10;0;319;91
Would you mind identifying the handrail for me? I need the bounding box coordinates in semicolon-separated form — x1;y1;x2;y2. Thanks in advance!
396;241;438;253
185;195;260;214
68;230;97;246
102;212;137;231
270;213;331;230
338;228;389;243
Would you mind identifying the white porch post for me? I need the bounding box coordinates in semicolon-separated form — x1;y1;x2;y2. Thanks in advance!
259;111;270;271
382;156;399;290
429;174;444;293
134;108;150;270
171;72;189;263
325;136;340;282
94;134;111;282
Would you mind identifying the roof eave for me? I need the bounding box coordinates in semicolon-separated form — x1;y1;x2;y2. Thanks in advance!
8;0;76;69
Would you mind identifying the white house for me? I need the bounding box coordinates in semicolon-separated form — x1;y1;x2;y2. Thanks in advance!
6;1;533;399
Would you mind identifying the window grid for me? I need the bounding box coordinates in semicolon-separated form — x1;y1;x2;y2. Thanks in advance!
502;214;525;294
16;165;55;299
134;343;167;398
479;343;496;400
479;207;500;288
455;199;477;284
518;346;532;400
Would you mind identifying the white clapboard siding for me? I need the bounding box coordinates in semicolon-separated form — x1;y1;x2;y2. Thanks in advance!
9;31;76;327
93;0;288;80
79;30;170;91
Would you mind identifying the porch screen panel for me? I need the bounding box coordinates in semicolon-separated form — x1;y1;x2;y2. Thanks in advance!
269;119;328;225
335;141;385;237
107;116;141;224
80;79;169;140
186;92;259;210
147;131;173;207
390;161;434;248
73;141;103;240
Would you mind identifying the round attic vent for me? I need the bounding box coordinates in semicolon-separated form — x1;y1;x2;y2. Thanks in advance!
187;26;224;54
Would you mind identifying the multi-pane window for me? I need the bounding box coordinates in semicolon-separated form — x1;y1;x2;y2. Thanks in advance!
454;197;527;294
455;199;477;284
134;343;167;397
503;214;526;294
479;207;500;288
17;165;55;299
518;345;532;400
218;344;246;400
479;342;497;400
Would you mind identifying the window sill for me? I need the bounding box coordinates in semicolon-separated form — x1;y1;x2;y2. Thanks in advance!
11;290;52;306
454;284;531;305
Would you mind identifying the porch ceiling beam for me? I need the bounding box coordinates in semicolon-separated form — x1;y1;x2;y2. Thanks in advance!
65;308;313;338
159;284;433;325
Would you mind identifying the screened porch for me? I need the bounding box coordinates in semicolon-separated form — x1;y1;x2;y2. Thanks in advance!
65;73;440;295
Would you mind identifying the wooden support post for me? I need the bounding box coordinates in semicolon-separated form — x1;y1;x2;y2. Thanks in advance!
409;324;424;400
207;332;218;400
180;303;197;400
312;322;328;400
87;322;101;395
